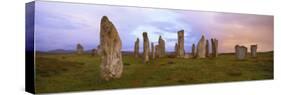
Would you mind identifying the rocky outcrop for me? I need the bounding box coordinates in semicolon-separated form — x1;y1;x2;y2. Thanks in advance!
99;16;123;80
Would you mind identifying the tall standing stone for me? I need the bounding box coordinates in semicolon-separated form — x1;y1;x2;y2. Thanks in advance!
235;45;239;57
211;38;218;57
143;32;150;64
92;48;97;56
196;35;206;58
250;45;257;57
155;45;160;58
175;43;178;56
177;30;185;57
151;43;155;59
235;45;247;60
192;43;196;57
100;16;123;80
134;38;139;58
158;36;165;57
97;45;102;56
206;40;209;57
76;43;84;54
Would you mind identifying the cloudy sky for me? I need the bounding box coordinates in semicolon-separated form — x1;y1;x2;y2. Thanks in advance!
34;1;273;53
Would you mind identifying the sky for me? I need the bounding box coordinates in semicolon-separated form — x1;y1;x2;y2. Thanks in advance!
33;1;273;53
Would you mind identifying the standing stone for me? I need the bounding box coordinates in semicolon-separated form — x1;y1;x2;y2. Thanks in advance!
92;48;97;56
250;45;257;57
211;38;218;57
206;40;209;57
192;43;196;57
97;45;102;56
235;45;239;57
134;38;139;58
100;16;123;80
155;45;160;58
175;43;178;55
151;43;155;59
177;30;185;57
196;35;206;58
235;45;247;60
143;32;150;64
76;43;84;54
158;36;165;57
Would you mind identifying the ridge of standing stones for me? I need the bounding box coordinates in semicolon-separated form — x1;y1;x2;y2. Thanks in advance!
235;44;258;60
82;16;259;80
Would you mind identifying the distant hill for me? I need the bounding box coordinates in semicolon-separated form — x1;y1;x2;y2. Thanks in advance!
37;49;95;54
36;49;274;54
47;49;75;54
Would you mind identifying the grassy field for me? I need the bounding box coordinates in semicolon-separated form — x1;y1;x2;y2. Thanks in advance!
35;52;273;93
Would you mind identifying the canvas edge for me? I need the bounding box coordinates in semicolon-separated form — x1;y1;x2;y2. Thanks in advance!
25;1;35;94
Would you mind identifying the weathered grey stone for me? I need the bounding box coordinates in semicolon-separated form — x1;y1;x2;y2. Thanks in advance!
92;48;97;56
192;43;196;57
100;16;123;80
235;45;247;60
206;40;209;57
196;35;206;58
151;43;155;59
76;43;84;54
177;30;185;57
97;45;102;56
155;45;160;58
211;38;218;57
158;36;165;57
143;32;150;63
175;43;178;55
134;38;139;58
250;45;257;57
235;45;239;57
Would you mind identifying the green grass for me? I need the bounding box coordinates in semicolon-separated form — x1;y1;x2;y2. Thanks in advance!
35;52;273;93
